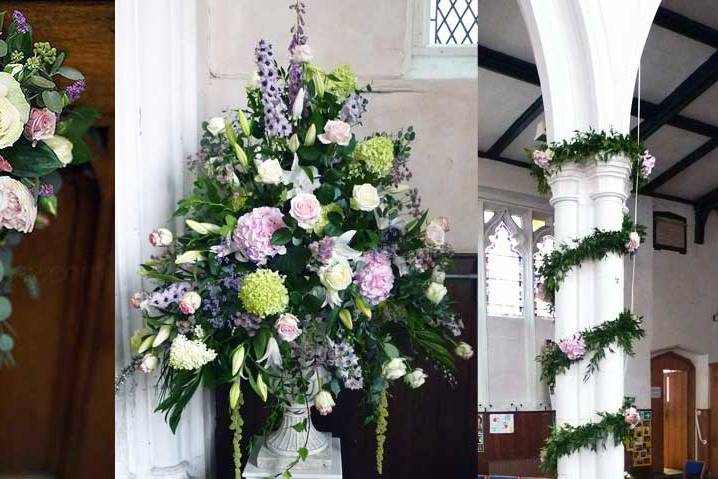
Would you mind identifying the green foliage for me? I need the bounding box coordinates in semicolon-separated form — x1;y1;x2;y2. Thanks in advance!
230;389;244;479
375;390;389;475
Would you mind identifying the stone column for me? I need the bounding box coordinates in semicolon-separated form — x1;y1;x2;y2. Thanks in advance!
518;1;660;477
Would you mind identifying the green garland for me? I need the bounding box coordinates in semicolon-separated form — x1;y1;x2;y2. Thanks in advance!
538;215;646;304
540;400;633;476
529;129;647;194
537;311;644;392
375;391;389;475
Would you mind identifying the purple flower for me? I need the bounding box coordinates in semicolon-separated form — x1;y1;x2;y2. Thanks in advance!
12;10;29;33
339;93;368;125
255;40;291;138
66;79;86;102
558;333;586;361
230;206;287;265
33;183;54;197
147;282;192;309
354;249;395;305
309;237;335;264
232;312;262;336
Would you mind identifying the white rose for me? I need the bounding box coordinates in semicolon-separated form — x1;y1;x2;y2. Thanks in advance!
140;353;159;373
404;368;428;388
382;357;407;380
425;282;447;304
0;72;29;149
255;158;284;185
291;44;314;63
351;183;380;211
425;222;446;248
432;269;446;284
43;135;74;165
0;177;37;233
178;291;202;315
319;259;353;291
455;341;474;359
206;117;225;136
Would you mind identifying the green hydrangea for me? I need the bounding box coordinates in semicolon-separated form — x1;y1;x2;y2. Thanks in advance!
326;65;357;100
239;269;289;318
312;203;343;235
355;136;395;177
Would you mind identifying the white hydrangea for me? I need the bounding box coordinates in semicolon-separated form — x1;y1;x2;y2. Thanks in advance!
168;334;217;370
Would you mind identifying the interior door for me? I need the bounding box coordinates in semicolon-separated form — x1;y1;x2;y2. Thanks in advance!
663;370;689;470
711;363;718;479
0;2;114;478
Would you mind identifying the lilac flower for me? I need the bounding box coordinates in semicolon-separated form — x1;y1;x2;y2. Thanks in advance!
558;333;586;361
309;237;335;264
12;11;29;34
329;340;364;390
32;183;54;197
339;93;368;125
66;79;86;102
255;40;291;138
354;249;394;305
232;312;262;336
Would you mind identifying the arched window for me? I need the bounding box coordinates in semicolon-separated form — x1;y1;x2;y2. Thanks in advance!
533;228;555;320
484;213;525;318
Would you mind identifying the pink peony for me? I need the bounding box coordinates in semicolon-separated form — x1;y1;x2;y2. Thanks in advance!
23;108;56;144
289;192;321;229
232;206;287;265
354;249;394;305
274;313;302;342
558;333;586;361
0;176;37;233
640;150;655;177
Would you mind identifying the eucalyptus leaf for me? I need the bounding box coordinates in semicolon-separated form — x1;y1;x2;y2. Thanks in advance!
41;90;63;113
0;297;12;321
56;65;84;80
31;75;56;90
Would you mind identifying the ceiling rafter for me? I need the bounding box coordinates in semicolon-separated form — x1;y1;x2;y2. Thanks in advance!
653;7;718;48
485;96;543;157
641;137;718;193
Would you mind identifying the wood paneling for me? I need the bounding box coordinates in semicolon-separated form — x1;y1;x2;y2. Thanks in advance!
216;255;479;479
664;370;689;469
711;363;718;478
0;2;114;478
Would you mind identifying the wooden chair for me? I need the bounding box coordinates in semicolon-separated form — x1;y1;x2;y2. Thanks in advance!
683;460;707;479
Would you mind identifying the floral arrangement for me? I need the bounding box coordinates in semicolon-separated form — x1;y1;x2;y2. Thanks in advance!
120;3;470;476
0;10;97;366
528;129;656;194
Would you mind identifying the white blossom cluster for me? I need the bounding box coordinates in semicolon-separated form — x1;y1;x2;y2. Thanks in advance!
168;334;217;370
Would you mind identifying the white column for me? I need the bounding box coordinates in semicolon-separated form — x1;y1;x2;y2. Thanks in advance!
518;1;660;477
115;1;213;478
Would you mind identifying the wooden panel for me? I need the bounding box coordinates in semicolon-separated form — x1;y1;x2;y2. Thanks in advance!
0;2;114;478
216;255;479;479
664;370;688;469
711;363;718;478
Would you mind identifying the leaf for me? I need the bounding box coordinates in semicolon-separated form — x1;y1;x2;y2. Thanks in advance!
315;183;335;204
56;65;84;80
271;227;293;246
67;136;92;165
0;297;11;321
3;138;63;177
291;420;306;433
0;40;7;57
30;75;56;89
282;471;292;479
383;342;400;359
252;328;270;359
41;90;63;113
268;245;309;275
56;105;100;138
298;447;308;461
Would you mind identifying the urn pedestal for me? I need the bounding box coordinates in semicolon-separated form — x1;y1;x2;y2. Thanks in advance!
242;403;342;479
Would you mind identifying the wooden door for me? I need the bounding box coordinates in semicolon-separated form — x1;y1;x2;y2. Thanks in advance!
711;363;718;479
664;370;689;470
0;2;114;479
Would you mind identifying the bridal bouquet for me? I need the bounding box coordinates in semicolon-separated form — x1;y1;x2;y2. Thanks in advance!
127;7;471;474
0;10;97;365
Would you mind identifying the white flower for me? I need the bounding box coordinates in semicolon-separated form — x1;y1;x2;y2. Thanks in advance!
292;88;305;119
0;72;30;149
455;341;474;359
168;334;217;370
140;353;159;373
331;230;362;261
43;135;74;165
382;357;408;380
318;119;352;146
0;177;37;233
351;183;380;211
432;269;446;284
175;250;205;264
314;390;335;416
289;192;321;229
404;368;428;388
149;227;173;247
178;291;202;315
274;313;302;342
319;259;353;307
255;158;284;185
291;44;314;63
282;154;320;198
426;218;448;248
425;282;447;304
206;117;225;136
626;231;641;252
257;336;283;369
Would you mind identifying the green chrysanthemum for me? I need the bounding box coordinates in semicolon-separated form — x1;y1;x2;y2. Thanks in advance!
326;64;357;100
239;269;289;318
355;136;395;178
312;203;343;235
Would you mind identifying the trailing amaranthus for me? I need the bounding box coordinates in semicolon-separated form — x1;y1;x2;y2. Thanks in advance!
375;391;389;475
230;388;244;479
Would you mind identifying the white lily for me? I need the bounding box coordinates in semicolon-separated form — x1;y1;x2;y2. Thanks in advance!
375;212;406;231
257;337;282;370
332;230;362;262
282;154;320;198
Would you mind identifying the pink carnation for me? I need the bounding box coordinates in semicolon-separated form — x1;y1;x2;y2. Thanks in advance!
354;250;394;305
558;333;586;361
232;206;287;265
0;176;37;233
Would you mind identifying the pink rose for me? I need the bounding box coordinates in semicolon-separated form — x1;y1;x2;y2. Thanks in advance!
23;108;56;145
0;155;12;173
289;192;321;229
0;176;37;233
149;227;173;247
178;291;201;315
318;120;351;146
425;220;446;248
274;313;302;342
130;292;145;309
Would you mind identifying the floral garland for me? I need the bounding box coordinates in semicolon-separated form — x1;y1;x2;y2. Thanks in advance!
530;129;655;475
528;129;656;194
540;401;642;475
0;10;97;366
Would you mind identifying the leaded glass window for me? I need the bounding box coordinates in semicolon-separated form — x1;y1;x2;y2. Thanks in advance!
485;218;524;317
428;0;478;46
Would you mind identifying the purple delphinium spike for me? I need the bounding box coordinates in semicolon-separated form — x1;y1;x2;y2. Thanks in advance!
254;40;291;138
287;1;308;108
12;10;29;34
66;79;86;102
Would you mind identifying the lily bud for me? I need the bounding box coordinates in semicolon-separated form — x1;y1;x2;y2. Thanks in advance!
224;118;237;144
313;72;325;98
175;250;205;265
292;88;305;119
232;143;249;170
231;344;246;376
339;309;353;330
354;295;372;319
138;335;155;354
229;382;241;409
288;133;300;153
186;220;221;235
256;374;268;402
237;110;251;137
152;324;172;347
304;124;316;146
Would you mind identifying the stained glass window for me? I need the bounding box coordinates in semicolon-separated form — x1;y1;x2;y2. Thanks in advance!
485;221;524;317
429;0;479;46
